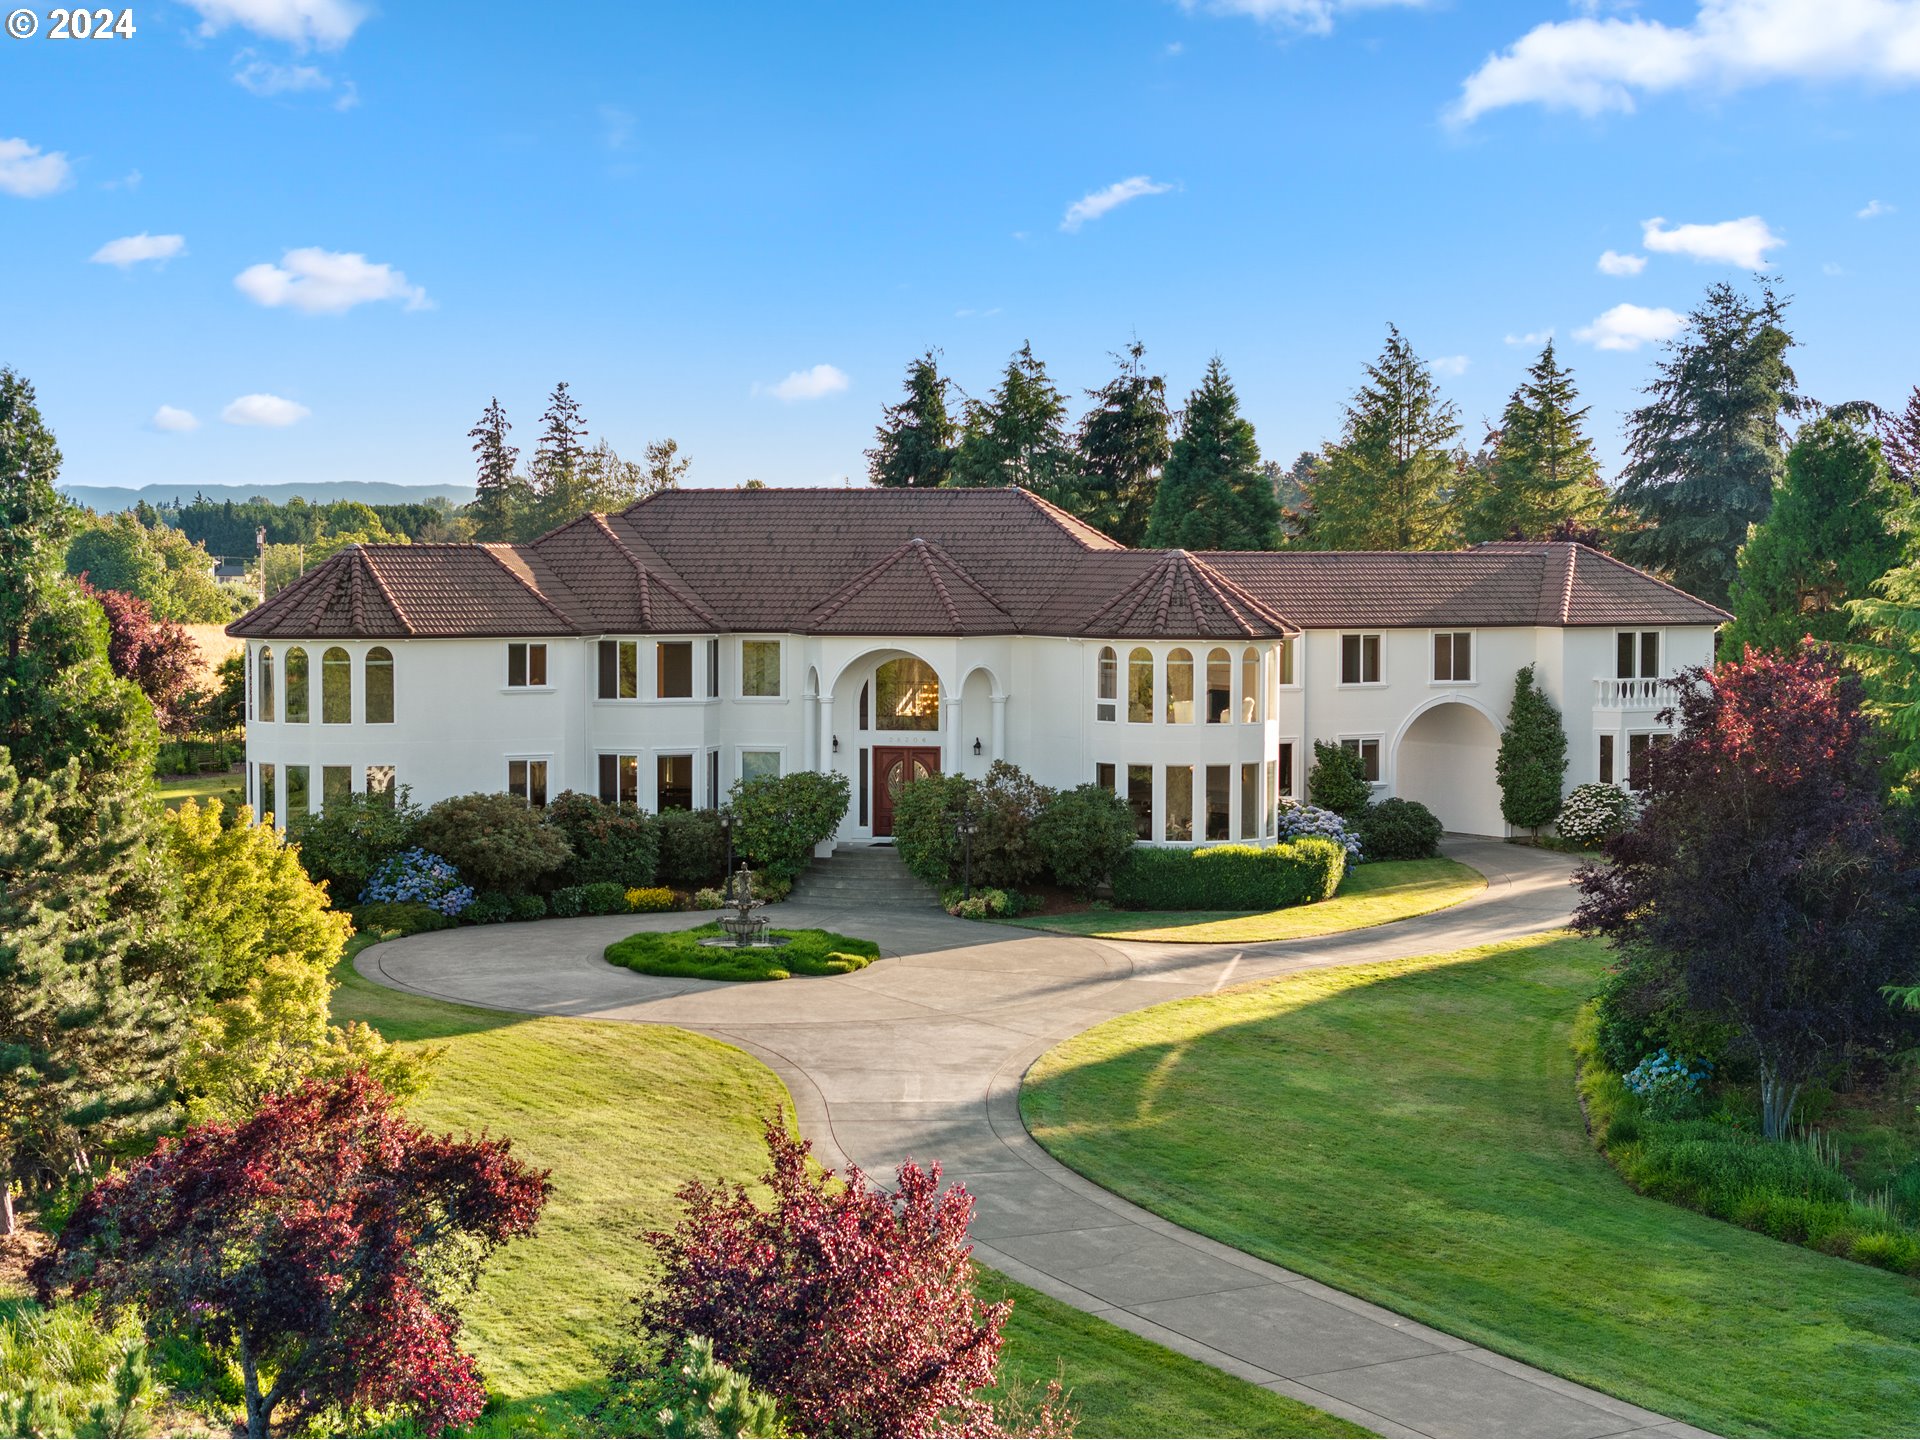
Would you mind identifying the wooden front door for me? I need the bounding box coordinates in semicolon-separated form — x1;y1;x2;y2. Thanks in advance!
872;745;940;837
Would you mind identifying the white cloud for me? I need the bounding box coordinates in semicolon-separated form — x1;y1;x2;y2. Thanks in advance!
1431;354;1471;376
1504;329;1554;345
1823;261;1848;275
179;0;366;48
955;306;1003;318
1575;303;1687;351
1452;0;1920;123
1642;214;1783;267
90;233;186;268
0;138;74;198
221;393;311;427
232;52;356;107
765;364;851;402
102;169;141;190
1165;40;1185;54
1597;249;1647;276
1858;198;1896;218
1061;175;1175;232
1180;0;1427;37
235;247;429;314
151;406;201;433
599;105;637;150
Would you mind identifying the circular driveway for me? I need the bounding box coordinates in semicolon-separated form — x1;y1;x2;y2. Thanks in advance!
359;840;1702;1440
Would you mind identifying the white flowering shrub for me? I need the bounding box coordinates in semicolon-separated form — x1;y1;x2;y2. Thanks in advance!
1555;782;1637;848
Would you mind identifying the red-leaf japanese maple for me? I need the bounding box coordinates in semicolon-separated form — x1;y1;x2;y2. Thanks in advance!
640;1113;1073;1439
76;580;198;734
35;1070;550;1437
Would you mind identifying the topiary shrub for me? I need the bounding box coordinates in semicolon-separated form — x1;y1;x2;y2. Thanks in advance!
1355;797;1443;860
729;771;851;883
543;790;659;889
1112;838;1346;911
1032;784;1137;895
351;900;455;936
1497;664;1568;838
625;886;677;913
1555;782;1636;848
291;786;422;901
892;773;973;887
656;809;727;889
1276;802;1364;860
414;792;573;894
1307;740;1373;817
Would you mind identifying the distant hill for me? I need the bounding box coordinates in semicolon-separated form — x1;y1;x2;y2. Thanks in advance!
63;481;477;512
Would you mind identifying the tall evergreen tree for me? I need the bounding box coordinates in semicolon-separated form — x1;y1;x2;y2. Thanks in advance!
1725;415;1909;655
1880;383;1920;490
530;381;590;534
1616;281;1800;606
465;398;525;542
1272;452;1318;543
866;351;956;488
1467;342;1606;542
1068;341;1172;545
1847;563;1920;790
1304;327;1464;550
643;437;691;492
1496;664;1568;839
1144;357;1280;551
947;343;1073;494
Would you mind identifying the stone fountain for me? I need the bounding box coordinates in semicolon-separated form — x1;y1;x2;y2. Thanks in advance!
705;863;786;949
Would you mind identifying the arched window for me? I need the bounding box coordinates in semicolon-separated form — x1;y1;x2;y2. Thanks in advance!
1205;648;1231;724
1242;647;1260;723
258;645;275;723
875;657;939;731
1166;648;1194;724
1127;648;1153;723
321;647;352;724
366;646;394;724
285;647;309;724
1097;646;1117;722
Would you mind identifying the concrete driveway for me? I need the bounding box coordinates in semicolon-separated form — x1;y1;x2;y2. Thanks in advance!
358;839;1705;1440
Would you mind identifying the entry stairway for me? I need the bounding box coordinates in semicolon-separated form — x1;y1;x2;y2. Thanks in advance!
786;843;939;911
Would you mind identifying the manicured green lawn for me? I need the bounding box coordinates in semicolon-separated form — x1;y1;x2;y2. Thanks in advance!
155;770;244;813
1021;932;1920;1438
604;923;878;981
1009;858;1484;944
336;937;1365;1437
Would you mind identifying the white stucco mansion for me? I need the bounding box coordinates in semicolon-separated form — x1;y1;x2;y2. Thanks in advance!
228;486;1728;845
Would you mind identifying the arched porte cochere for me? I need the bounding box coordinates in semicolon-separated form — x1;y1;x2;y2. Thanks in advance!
1393;699;1505;837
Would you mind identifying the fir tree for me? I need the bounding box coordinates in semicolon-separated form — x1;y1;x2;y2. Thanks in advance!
866;351;956;488
1848;563;1920;790
947;343;1073;494
530;381;590;534
1273;452;1318;543
1305;327;1464;550
1068;341;1172;545
1496;665;1567;839
1467;342;1606;542
465;398;525;542
1725;414;1909;655
1879;383;1920;490
1616;281;1799;606
1145;357;1279;551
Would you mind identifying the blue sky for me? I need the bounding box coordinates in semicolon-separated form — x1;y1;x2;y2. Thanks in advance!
3;0;1917;498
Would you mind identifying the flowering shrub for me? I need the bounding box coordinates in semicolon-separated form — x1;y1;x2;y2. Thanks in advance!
626;886;678;913
1275;803;1364;861
360;848;474;917
943;887;1019;919
1624;1049;1713;1117
1556;782;1637;847
693;886;726;910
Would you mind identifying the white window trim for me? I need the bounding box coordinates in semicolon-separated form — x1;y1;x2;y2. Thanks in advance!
1428;629;1478;687
1615;628;1665;681
504;754;553;806
1339;632;1385;688
1095;643;1120;723
594;637;641;703
1338;732;1387;787
1277;635;1303;690
503;640;555;693
652;637;702;704
651;746;699;811
1277;735;1302;800
737;636;786;702
737;745;787;784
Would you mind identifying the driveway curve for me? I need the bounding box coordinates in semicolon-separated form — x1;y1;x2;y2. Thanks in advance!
358;839;1703;1440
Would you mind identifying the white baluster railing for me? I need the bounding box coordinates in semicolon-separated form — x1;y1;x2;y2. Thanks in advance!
1593;677;1673;709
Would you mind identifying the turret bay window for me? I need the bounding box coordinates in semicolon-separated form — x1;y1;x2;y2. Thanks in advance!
1241;648;1260;723
1127;648;1153;723
1126;765;1153;840
598;753;639;806
284;647;309;723
1205;648;1231;724
508;758;549;807
321;647;352;724
1240;764;1259;840
658;641;693;698
1432;631;1473;683
741;640;782;697
366;765;395;801
598;640;638;699
1340;634;1381;686
258;645;275;722
1340;736;1382;783
322;765;351;808
1096;646;1118;722
286;764;310;818
366;647;394;723
1165;765;1194;841
507;642;548;688
1205;764;1230;840
259;763;276;823
1166;648;1194;724
658;754;694;810
876;657;939;731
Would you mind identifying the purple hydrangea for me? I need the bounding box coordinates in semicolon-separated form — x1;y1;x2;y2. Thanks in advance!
1276;802;1364;860
360;847;476;917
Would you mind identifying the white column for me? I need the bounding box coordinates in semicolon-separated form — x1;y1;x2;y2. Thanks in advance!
802;686;816;772
817;694;834;773
990;694;1007;764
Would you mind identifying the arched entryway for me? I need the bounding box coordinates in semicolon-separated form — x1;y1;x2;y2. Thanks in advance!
1393;700;1504;836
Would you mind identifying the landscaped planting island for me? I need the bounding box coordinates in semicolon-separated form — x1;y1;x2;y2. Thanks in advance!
605;924;879;982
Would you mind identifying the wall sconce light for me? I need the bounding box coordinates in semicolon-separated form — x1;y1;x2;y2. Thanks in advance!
831;734;840;753
973;737;983;756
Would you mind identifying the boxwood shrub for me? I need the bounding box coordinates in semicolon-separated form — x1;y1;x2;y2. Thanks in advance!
1111;838;1346;911
550;881;630;918
1355;798;1443;861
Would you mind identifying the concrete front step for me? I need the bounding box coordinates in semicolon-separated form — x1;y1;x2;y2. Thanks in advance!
788;845;939;910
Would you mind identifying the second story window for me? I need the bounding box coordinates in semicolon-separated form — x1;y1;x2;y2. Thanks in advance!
1432;631;1473;683
598;640;637;699
1341;633;1381;685
658;640;693;698
507;641;548;688
1096;645;1117;722
1127;647;1153;723
742;639;781;697
1618;631;1660;679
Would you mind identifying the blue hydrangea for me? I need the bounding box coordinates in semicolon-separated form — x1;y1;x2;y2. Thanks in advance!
360;847;476;917
1624;1048;1713;1115
1276;802;1364;860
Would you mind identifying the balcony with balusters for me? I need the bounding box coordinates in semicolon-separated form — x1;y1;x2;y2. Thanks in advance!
1593;676;1675;709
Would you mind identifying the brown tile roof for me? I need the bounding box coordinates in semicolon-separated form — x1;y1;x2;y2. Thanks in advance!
1199;542;1731;629
228;491;1728;642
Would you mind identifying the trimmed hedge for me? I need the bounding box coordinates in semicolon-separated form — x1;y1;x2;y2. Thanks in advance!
1356;798;1443;861
1112;838;1346;911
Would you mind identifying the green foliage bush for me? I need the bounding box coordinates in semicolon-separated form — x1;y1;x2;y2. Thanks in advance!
510;893;548;922
290;786;422;900
1590;947;1736;1075
1355;798;1443;860
0;1298;156;1439
892;772;973;887
656;808;727;889
940;887;1022;918
593;1333;790;1439
1307;740;1372;817
414;791;573;894
350;900;455;936
542;790;659;889
1112;838;1346;911
466;892;515;925
550;882;630;918
729;770;850;883
1032;783;1137;894
605;925;880;982
969;760;1053;888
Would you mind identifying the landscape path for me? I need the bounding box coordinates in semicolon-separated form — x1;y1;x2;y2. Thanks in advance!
359;839;1707;1440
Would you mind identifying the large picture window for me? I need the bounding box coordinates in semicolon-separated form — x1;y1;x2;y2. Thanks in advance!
741;750;781;782
598;753;639;806
875;657;939;731
657;753;694;810
598;640;638;699
321;646;352;724
366;646;394;723
741;640;782;697
1127;648;1153;723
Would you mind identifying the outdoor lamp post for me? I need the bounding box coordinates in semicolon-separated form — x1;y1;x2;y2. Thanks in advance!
719;806;735;877
957;808;979;901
